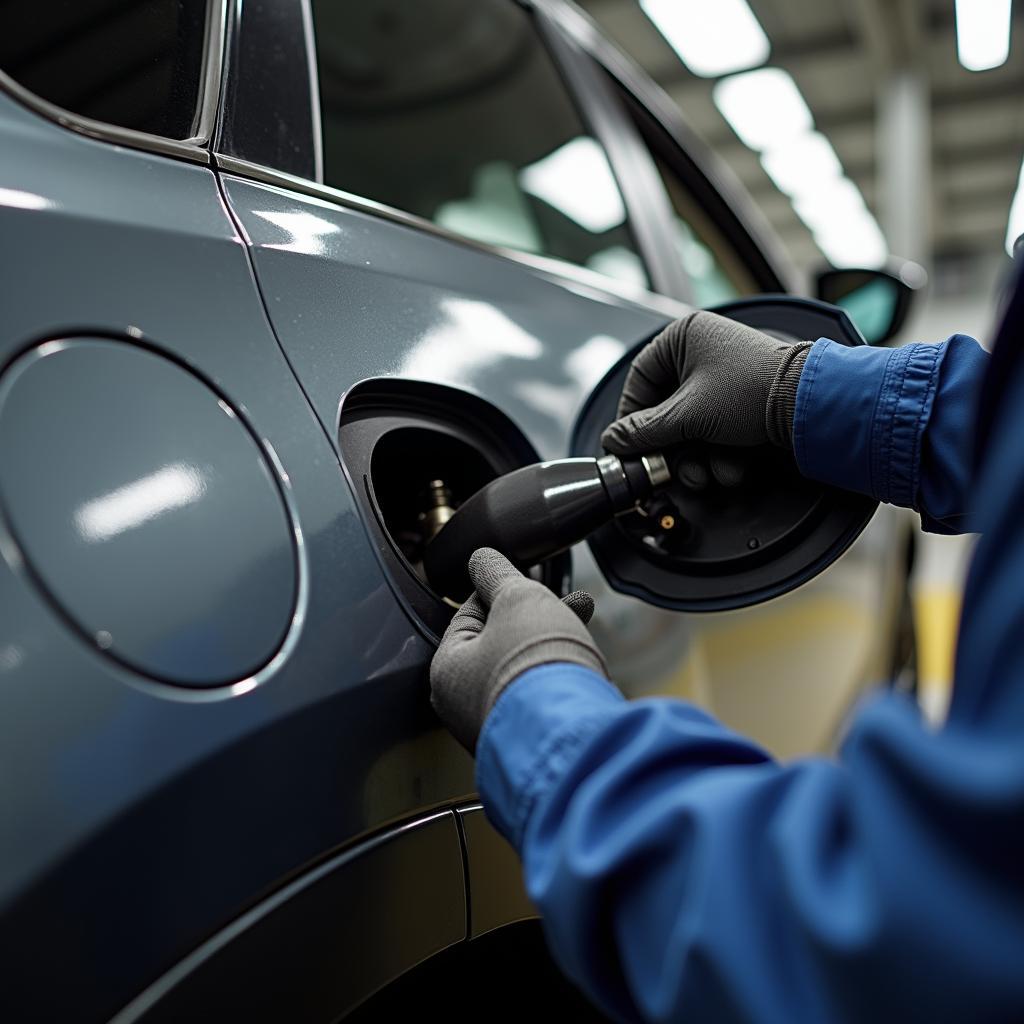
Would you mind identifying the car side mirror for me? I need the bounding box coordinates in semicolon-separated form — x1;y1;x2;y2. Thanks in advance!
815;261;926;345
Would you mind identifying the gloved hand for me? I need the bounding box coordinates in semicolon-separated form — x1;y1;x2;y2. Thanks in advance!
601;310;812;456
430;547;607;752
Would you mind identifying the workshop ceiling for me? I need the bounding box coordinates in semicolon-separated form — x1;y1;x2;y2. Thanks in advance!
576;0;1024;272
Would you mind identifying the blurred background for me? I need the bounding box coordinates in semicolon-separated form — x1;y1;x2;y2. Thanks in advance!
576;0;1021;341
575;0;1023;720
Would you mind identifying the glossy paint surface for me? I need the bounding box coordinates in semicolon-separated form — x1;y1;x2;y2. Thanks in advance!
0;338;297;685
220;175;703;685
0;91;473;1020
222;175;671;457
111;812;467;1023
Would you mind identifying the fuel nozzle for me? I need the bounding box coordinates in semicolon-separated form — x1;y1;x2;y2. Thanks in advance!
423;453;670;601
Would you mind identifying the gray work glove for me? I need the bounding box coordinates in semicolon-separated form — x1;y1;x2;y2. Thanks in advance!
601;310;812;456
430;547;607;753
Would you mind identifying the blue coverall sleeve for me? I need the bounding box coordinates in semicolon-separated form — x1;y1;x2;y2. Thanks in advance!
473;329;1015;1024
793;334;987;533
472;329;1016;1023
477;665;1024;1023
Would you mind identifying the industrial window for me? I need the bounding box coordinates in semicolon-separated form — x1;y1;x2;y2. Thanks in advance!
0;0;210;140
310;0;648;289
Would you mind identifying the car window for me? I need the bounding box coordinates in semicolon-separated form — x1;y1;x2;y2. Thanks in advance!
310;0;649;289
652;156;755;306
0;0;210;140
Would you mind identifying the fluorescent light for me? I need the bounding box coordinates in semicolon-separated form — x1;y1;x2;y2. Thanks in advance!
1006;159;1024;255
710;64;889;267
520;137;626;234
955;0;1012;71
760;132;842;197
814;216;888;268
641;0;769;77
713;69;813;151
789;176;887;268
792;176;868;232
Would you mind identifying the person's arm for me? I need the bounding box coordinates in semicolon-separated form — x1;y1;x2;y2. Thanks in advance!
477;667;1024;1023
601;313;989;535
794;334;986;533
431;549;1024;1022
429;542;1024;1022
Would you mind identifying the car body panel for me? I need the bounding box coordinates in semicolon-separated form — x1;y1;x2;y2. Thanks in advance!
458;805;536;939
220;174;670;460
110;811;466;1023
218;173;709;713
0;91;471;1020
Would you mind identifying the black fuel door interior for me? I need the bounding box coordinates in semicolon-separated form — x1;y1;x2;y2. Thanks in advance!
571;297;878;611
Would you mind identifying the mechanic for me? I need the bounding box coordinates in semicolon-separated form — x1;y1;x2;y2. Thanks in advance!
429;263;1024;1022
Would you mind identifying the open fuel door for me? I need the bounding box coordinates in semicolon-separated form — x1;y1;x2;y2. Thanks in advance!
571;297;878;612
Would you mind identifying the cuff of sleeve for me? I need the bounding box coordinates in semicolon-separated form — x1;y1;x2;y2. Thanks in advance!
766;341;812;448
794;338;947;508
475;663;625;851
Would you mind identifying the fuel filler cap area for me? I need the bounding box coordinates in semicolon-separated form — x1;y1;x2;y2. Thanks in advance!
572;298;879;612
0;338;299;687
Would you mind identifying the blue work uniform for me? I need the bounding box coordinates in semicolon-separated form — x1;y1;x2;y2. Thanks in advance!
476;272;1024;1022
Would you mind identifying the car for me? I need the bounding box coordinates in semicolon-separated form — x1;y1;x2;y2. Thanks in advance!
0;0;919;1020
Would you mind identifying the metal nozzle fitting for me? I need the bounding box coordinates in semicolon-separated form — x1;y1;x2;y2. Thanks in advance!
642;453;671;489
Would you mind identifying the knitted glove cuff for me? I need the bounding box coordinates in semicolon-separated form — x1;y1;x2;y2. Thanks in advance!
766;342;813;448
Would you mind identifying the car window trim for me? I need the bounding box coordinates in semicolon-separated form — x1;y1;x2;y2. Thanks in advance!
529;0;798;296
298;0;324;184
213;152;689;322
532;6;693;303
0;0;228;166
215;0;320;181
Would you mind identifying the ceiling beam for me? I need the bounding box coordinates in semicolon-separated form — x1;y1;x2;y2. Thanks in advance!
692;74;1024;148
741;138;1024;205
846;0;905;70
824;75;1024;131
